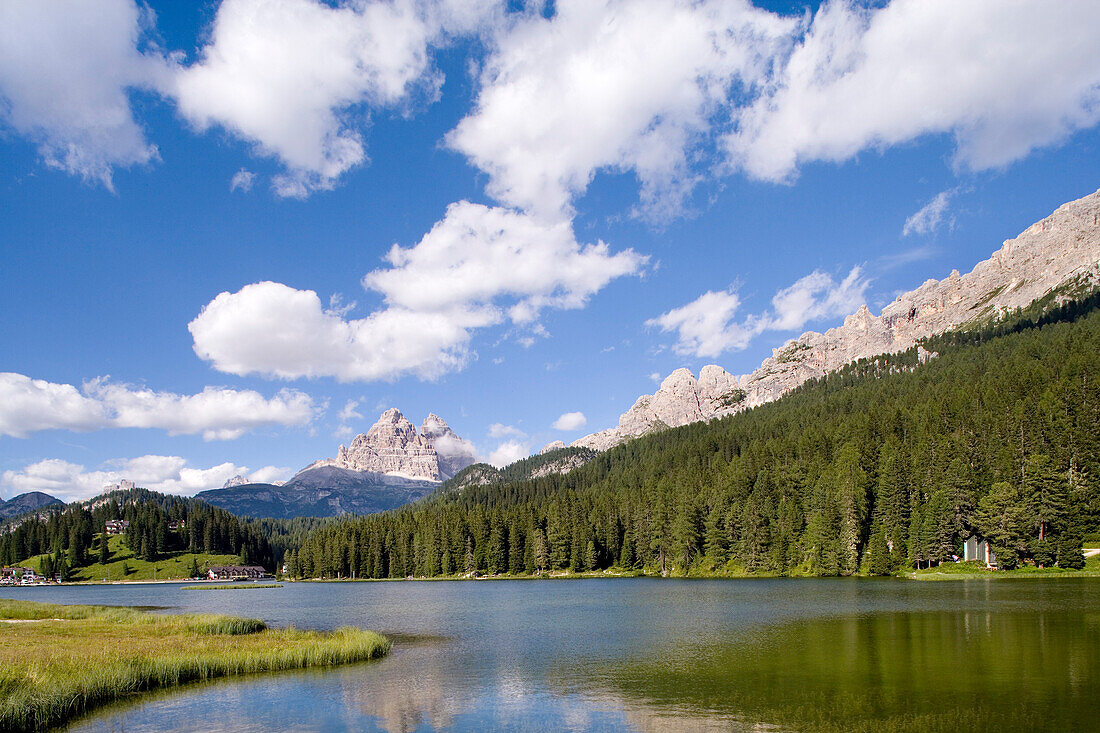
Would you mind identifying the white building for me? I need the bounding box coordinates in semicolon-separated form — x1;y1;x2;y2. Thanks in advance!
964;536;997;567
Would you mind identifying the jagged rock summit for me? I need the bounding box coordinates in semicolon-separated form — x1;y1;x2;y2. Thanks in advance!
222;475;249;489
539;440;567;455
573;366;745;451
307;408;477;482
575;187;1100;452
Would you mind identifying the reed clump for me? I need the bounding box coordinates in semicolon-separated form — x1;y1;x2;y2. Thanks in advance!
0;599;389;732
182;584;283;590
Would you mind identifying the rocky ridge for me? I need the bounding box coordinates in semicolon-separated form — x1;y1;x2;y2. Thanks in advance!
305;408;477;482
574;187;1100;451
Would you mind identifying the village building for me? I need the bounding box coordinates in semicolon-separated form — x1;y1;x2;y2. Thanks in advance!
1;566;34;585
207;565;266;581
2;567;38;585
105;519;130;535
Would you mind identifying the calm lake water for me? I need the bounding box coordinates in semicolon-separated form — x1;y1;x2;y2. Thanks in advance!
3;578;1099;732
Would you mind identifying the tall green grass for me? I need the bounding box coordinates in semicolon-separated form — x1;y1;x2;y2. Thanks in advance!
0;600;389;732
182;583;283;590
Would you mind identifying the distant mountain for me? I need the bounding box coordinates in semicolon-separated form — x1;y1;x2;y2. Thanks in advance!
307;408;477;482
575;186;1100;451
0;491;63;519
196;470;438;519
195;409;477;519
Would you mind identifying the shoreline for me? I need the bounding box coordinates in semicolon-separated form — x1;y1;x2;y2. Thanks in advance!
7;550;1096;588
0;599;389;732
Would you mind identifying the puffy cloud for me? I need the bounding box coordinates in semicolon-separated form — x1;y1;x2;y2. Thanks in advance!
175;0;500;196
0;374;109;438
430;431;479;466
0;372;316;440
768;267;869;332
488;423;525;439
189;281;482;382
247;465;292;484
646;290;750;358
448;0;795;220
487;439;529;468
903;190;955;237
191;203;645;382
647;267;870;358
551;412;586;431
6;0;1100;206
363;202;648;323
0;0;172;189
83;378;317;440
729;1;1100;182
1;455;288;503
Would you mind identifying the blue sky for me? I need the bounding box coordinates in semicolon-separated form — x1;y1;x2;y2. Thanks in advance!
2;0;1099;500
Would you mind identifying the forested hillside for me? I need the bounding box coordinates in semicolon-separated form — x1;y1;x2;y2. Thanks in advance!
287;294;1100;579
0;489;276;577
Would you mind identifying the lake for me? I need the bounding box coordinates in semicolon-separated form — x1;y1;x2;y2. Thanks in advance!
2;577;1098;731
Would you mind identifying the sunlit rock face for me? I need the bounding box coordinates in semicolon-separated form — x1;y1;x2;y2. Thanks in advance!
305;409;476;481
575;188;1100;451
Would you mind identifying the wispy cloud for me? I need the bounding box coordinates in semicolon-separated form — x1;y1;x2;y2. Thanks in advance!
903;189;957;236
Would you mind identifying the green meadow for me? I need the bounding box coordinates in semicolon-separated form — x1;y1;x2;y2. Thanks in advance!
22;534;241;582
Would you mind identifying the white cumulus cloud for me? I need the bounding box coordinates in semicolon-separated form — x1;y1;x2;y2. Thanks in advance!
552;412;587;431
648;267;870;358
488;423;525;439
363;202;647;323
0;372;316;440
0;0;172;189
191;203;646;382
189;281;484;382
488;439;529;468
728;0;1100;182
1;455;288;503
448;0;795;220
175;0;500;197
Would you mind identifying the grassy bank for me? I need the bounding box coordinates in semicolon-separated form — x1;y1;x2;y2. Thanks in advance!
907;553;1100;581
182;584;283;590
0;599;389;732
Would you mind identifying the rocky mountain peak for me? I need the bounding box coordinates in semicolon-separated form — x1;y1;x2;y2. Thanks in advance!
420;413;478;479
574;187;1100;452
302;409;477;482
222;475;249;489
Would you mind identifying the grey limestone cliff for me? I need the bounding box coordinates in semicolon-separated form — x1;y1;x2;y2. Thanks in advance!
574;187;1100;451
305;408;476;482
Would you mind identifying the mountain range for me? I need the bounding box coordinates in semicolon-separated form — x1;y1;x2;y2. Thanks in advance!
195;410;478;518
573;187;1100;451
8;189;1097;521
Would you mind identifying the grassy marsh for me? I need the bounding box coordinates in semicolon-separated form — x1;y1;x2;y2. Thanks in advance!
0;599;389;732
